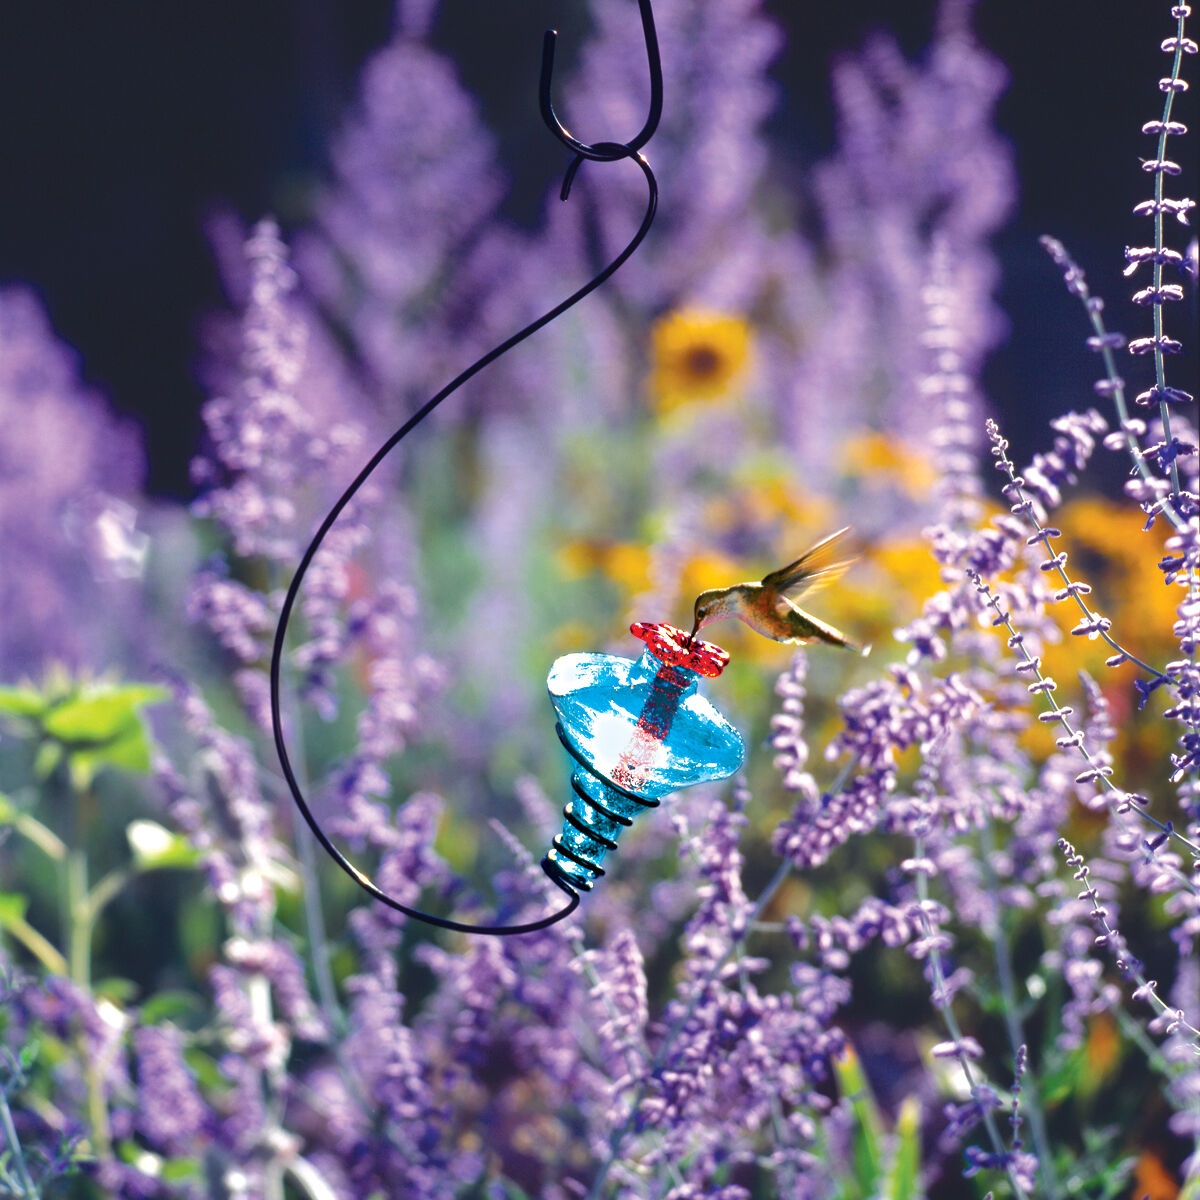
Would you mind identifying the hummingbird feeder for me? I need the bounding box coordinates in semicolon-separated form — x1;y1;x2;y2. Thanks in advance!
544;621;744;894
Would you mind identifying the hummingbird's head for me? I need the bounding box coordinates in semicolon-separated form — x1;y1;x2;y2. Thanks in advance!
690;588;732;639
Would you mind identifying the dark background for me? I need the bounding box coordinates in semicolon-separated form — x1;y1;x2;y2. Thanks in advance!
0;1;1194;497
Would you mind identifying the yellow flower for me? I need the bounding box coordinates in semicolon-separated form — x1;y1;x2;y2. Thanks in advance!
703;474;828;534
677;550;745;606
839;431;938;498
556;539;652;595
854;533;949;634
1042;496;1176;678
648;309;751;413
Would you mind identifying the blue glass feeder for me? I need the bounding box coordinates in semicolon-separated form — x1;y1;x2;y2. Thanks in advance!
543;621;744;892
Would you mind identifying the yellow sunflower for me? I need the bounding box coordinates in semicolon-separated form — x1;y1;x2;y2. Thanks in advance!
648;309;751;413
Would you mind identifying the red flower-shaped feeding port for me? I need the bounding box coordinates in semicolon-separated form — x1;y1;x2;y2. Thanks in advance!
629;621;730;677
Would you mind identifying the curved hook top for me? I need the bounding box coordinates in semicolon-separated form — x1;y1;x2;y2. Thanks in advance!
540;0;663;162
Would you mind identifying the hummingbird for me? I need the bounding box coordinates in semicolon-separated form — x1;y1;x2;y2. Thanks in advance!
689;528;865;653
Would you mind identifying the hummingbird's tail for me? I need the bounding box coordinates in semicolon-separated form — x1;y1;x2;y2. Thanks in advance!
792;609;866;655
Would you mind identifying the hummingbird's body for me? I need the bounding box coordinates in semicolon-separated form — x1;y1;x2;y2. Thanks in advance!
689;528;863;652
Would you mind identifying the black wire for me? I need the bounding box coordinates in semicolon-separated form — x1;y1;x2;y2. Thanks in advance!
269;3;662;936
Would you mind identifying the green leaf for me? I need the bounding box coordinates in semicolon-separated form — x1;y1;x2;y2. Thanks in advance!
183;1047;226;1093
834;1046;884;1196
69;725;150;788
115;1140;143;1166
140;990;204;1026
498;1183;535;1200
18;1040;39;1073
0;685;49;719
1039;1044;1083;1107
160;1157;203;1183
1099;1156;1138;1200
93;977;138;1006
886;1096;921;1200
0;892;30;925
126;821;201;871
29;682;169;785
33;740;63;781
42;684;167;745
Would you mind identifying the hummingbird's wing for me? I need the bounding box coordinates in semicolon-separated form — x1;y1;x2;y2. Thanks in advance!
760;527;855;598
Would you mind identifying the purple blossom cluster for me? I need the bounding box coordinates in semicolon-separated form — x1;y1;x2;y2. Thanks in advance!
295;1;505;403
0;287;146;678
585;792;853;1197
565;0;782;310
788;0;1013;475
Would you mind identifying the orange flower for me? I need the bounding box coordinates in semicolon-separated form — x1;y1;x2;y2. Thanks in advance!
1133;1150;1179;1200
1083;1012;1120;1079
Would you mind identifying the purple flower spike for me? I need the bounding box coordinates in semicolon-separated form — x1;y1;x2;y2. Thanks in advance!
0;287;145;677
296;16;504;401
566;0;782;309
132;1024;212;1156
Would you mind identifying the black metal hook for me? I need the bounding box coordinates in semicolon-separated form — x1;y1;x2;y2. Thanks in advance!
540;0;662;197
270;3;662;936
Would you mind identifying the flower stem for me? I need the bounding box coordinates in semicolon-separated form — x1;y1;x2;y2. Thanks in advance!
980;820;1060;1199
65;831;112;1160
914;834;1028;1200
0;1084;38;1200
271;569;343;1036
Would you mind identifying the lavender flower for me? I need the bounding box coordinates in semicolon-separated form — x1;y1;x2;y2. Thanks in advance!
4;2;1196;1196
190;217;379;729
578;928;649;1102
797;2;1014;461
222;937;328;1043
155;678;293;936
191;218;365;564
338;959;481;1198
581;792;852;1196
325;585;447;850
769;654;827;865
342;791;451;966
565;0;781;310
132;1024;211;1156
0;286;145;678
776;664;983;873
295;5;505;402
1019;409;1110;516
1;973;92;1193
1123;4;1200;805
